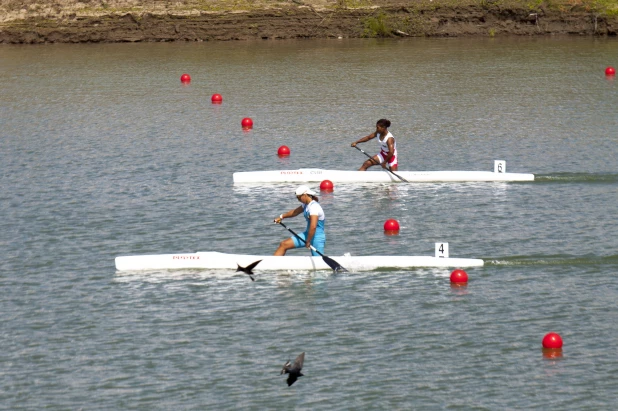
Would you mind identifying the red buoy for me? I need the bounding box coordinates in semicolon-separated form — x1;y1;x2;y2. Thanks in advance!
180;73;191;84
277;145;290;157
241;118;253;129
383;219;400;233
320;180;334;191
606;66;616;76
211;93;222;104
450;269;468;283
542;332;563;349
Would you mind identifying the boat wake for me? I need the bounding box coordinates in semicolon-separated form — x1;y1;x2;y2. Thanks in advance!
535;173;618;184
485;254;618;267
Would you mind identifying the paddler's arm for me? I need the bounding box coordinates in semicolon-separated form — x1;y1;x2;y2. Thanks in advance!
351;132;377;147
305;215;319;249
274;206;303;224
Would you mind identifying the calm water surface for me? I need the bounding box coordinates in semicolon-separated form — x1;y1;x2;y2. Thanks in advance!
1;38;617;409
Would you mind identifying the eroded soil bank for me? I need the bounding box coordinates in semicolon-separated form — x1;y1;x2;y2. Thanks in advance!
1;0;617;43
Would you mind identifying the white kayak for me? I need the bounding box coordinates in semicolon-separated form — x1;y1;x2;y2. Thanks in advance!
114;251;484;272
233;168;534;184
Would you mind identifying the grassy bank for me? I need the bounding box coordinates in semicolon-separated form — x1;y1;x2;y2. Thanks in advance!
2;0;617;20
1;0;617;43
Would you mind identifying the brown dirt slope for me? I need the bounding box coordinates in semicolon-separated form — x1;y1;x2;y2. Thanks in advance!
0;0;617;43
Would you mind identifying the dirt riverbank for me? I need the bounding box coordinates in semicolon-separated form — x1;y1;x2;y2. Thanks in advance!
1;0;617;44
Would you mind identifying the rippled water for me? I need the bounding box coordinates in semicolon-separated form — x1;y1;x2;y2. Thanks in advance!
1;38;617;409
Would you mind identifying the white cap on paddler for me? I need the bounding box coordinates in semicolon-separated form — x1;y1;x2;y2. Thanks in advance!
295;185;317;196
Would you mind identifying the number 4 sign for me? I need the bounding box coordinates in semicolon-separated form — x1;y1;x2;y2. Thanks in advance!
435;242;449;258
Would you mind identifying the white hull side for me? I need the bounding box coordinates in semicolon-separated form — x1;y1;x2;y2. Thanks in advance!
232;169;534;183
115;251;484;272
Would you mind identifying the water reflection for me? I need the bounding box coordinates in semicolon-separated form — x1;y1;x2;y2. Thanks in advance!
542;348;564;360
450;283;469;296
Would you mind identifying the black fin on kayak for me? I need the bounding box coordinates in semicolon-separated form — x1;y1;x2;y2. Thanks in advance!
236;260;262;281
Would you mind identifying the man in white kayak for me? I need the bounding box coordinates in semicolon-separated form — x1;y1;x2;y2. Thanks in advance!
273;185;326;256
350;118;398;171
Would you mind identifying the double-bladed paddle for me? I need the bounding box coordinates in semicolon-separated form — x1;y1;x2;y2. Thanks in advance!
277;221;347;272
353;145;408;182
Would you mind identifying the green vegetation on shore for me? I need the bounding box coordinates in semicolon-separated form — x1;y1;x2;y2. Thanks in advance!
2;0;617;19
1;0;616;43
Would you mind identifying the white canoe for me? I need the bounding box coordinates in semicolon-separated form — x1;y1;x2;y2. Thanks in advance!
232;168;534;184
114;251;484;272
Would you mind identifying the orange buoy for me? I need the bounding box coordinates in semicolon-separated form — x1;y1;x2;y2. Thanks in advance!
211;93;223;104
542;332;563;349
320;180;334;191
383;219;400;234
277;145;290;157
450;269;468;283
180;73;191;84
605;66;616;76
241;117;253;129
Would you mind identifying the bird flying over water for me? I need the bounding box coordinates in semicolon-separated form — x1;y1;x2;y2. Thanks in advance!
236;260;262;281
281;352;305;386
